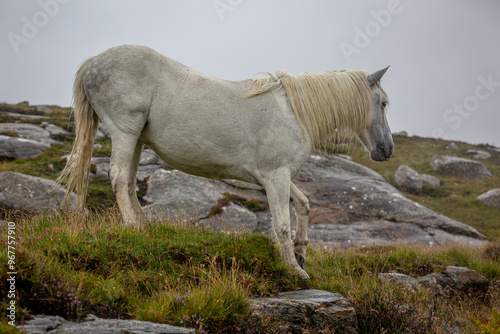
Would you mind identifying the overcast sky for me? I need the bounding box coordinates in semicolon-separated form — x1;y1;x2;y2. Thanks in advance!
1;0;499;146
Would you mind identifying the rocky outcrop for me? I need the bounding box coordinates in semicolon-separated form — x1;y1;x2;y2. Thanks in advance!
19;314;194;334
0;123;56;145
393;130;408;137
445;142;459;150
0;135;50;159
95;123;111;139
466;149;491;160
41;122;68;135
250;289;358;334
417;266;489;297
294;155;485;247
430;155;492;179
477;188;500;208
379;266;489;298
142;154;486;248
143;169;236;222
378;272;419;291
419;173;441;187
0;172;77;212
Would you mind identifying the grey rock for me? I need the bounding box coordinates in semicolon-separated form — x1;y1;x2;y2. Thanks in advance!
95;163;110;181
143;169;234;222
393;130;408;137
419;173;441;186
137;164;162;182
250;289;357;334
139;149;163;165
41;122;68;135
220;179;264;191
0;172;77;211
446;142;459;150
19;314;194;334
378;272;419;291
395;165;422;194
307;221;484;249
430;155;492;179
1;111;49;120
477;188;500;208
336;153;352;160
418;266;489;297
0;123;56;145
199;203;258;232
35;105;53;113
295;155;486;246
0;135;50;159
140;153;486;247
95;123;111;139
466;149;491;160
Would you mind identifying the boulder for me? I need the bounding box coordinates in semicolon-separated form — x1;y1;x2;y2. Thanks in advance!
0;123;56;145
445;142;458;150
41;122;68;135
0;172;77;211
140;154;486;248
0;135;50;159
19;314;194;334
35;105;53;113
395;165;423;194
378;272;419;291
466;149;491;160
394;166;441;193
137;149;164;182
419;173;441;187
430;155;492;179
199;203;258;233
1;112;49;120
294;155;486;247
477;188;500;208
143;169;234;222
250;289;357;334
418;266;489;297
393;130;408;137
95;123;111;139
139;149;163;165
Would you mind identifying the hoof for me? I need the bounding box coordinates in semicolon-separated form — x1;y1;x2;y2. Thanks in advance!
295;253;305;270
295;266;310;281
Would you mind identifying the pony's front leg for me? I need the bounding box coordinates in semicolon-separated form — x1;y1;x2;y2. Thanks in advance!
262;169;310;280
290;182;310;270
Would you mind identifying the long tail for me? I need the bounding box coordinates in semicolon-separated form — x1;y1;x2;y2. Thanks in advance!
56;57;99;209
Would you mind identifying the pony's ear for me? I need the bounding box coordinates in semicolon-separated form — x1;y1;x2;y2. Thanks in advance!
367;66;390;86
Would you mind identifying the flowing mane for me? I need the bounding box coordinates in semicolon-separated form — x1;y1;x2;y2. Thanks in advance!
247;70;373;149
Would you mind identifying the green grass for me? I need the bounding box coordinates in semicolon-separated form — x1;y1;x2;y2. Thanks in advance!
0;209;307;332
2;209;500;333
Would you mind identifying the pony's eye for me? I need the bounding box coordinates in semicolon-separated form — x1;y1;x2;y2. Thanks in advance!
381;101;388;108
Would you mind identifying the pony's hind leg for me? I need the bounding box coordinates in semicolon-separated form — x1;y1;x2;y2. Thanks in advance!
130;142;145;217
109;133;145;228
290;182;310;270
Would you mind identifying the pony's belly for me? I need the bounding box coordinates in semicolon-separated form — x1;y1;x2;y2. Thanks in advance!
146;143;259;184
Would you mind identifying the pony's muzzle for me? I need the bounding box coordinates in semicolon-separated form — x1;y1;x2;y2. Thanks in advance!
370;143;394;161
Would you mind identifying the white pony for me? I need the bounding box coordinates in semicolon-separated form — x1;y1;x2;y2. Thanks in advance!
58;45;394;280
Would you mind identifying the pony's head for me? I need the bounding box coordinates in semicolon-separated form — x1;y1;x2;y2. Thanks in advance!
360;67;394;161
